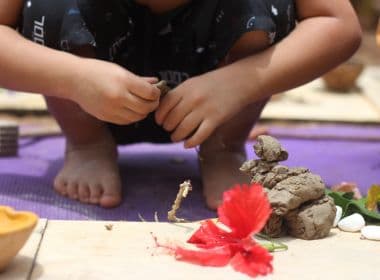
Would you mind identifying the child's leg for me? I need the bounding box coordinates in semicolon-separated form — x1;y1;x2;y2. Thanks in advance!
200;31;270;209
20;0;122;208
46;47;122;208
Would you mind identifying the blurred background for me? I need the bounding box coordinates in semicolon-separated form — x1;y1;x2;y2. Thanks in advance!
353;0;380;64
353;0;380;29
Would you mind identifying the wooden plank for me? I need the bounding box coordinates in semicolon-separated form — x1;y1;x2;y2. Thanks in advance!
31;220;380;280
262;75;380;123
360;66;380;112
0;219;47;280
0;90;47;112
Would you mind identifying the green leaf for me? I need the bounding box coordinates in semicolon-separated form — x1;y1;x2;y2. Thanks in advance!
326;190;380;223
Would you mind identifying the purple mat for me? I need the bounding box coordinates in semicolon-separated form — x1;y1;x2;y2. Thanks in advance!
0;125;379;221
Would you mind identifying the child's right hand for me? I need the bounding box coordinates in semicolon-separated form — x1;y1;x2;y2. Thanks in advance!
67;58;161;125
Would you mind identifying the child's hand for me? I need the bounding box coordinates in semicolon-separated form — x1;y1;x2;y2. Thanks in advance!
69;58;161;125
155;71;250;148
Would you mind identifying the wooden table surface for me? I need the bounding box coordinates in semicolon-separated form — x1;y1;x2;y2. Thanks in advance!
1;220;379;280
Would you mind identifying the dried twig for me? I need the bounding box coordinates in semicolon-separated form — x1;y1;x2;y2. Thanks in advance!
168;180;193;223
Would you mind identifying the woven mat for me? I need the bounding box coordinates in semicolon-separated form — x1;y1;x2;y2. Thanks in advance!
0;126;379;220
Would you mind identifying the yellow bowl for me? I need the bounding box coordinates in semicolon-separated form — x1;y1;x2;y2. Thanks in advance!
0;206;38;272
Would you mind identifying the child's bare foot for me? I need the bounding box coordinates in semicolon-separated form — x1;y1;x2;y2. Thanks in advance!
53;138;122;208
199;146;250;210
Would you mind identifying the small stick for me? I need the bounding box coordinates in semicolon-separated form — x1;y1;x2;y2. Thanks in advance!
168;180;193;223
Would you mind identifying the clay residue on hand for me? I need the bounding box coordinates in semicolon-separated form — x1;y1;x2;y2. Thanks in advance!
241;135;336;240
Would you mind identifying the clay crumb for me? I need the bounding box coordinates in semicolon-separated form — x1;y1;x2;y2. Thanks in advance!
155;80;171;98
168;180;193;223
105;224;114;231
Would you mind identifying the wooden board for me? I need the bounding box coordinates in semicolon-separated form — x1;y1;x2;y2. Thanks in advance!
0;219;47;280
0;220;374;280
261;67;380;123
0;90;47;112
360;66;380;111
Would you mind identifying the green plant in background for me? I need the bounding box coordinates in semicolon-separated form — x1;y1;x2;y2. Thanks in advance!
326;185;380;224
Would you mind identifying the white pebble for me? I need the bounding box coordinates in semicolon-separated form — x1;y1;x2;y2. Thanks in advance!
361;226;380;241
338;213;365;232
333;206;343;227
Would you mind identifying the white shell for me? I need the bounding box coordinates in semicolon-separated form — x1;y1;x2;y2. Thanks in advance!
333;206;343;227
337;213;365;232
361;226;380;241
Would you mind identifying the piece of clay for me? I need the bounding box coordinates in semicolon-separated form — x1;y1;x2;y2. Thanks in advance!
262;213;286;238
284;195;336;240
338;213;365;232
333;205;343;227
155;80;171;97
241;135;335;240
268;174;325;216
361;226;380;241
254;135;288;162
240;160;278;178
105;224;113;231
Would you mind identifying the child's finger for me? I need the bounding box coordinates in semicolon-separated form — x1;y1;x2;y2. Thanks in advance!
124;93;159;114
142;77;159;84
155;92;181;125
114;107;146;125
170;114;202;143
184;120;216;149
128;77;161;101
162;100;191;132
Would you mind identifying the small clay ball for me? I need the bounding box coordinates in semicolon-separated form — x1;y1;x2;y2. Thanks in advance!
254;135;288;162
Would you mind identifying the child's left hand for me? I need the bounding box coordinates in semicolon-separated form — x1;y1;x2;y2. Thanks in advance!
155;71;251;148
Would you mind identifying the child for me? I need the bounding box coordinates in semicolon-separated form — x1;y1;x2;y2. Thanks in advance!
0;0;361;209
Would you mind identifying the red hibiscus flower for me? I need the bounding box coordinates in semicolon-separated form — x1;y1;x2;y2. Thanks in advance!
160;183;273;278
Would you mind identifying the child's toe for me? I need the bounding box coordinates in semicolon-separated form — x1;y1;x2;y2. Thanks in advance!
67;182;79;200
78;184;90;203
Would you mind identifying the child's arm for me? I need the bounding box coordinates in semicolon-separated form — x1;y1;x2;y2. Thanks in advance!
156;0;362;148
0;0;160;125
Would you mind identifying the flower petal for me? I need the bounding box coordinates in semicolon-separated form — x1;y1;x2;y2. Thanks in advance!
188;220;235;248
218;184;272;238
175;245;232;266
230;240;273;277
